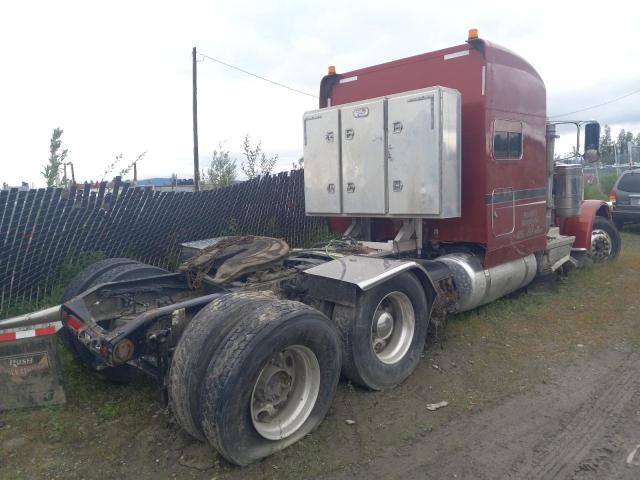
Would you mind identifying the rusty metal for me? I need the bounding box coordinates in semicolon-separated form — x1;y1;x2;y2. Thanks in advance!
0;334;66;410
112;338;135;364
429;276;458;339
179;236;255;289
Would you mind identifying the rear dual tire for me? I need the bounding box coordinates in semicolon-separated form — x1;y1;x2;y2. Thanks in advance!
168;292;276;441
170;293;341;466
333;272;429;390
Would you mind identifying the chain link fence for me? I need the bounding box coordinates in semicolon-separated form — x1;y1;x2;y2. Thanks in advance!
0;169;328;315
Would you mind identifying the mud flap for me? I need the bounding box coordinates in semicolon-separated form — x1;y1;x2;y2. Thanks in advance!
0;322;66;411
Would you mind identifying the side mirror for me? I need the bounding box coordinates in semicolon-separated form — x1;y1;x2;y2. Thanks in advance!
583;122;600;163
584;122;600;152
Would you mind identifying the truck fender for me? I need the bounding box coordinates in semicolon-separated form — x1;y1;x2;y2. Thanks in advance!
302;255;443;309
557;200;611;250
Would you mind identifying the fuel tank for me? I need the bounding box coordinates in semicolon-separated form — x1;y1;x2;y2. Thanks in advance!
553;164;583;218
438;253;537;312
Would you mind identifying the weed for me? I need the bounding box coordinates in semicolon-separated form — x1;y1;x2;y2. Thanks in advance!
584;173;617;200
3;251;106;317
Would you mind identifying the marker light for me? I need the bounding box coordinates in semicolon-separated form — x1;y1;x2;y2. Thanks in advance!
468;28;479;40
328;65;336;75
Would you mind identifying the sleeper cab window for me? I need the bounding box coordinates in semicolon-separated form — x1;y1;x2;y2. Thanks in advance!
493;120;523;160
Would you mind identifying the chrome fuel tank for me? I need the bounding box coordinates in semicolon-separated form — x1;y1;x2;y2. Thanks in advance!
438;253;537;312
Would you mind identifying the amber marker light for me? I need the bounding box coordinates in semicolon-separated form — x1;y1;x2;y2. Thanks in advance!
328;65;336;75
468;28;479;40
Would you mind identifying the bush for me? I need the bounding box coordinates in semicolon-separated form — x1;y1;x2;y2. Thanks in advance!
584;173;617;201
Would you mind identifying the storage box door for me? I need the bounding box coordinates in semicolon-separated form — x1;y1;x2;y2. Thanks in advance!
341;100;386;215
303;109;341;214
387;91;441;215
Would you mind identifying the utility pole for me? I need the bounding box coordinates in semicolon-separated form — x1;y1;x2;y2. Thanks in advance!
192;46;200;191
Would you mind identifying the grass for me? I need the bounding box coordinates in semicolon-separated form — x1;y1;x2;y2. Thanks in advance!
0;346;159;479
584;173;617;200
3;251;106;318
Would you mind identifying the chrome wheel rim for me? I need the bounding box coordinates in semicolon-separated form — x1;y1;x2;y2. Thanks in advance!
250;345;320;440
590;229;613;262
371;291;415;365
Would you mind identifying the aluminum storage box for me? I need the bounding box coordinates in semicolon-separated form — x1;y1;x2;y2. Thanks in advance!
303;86;461;218
340;99;386;215
302;108;341;215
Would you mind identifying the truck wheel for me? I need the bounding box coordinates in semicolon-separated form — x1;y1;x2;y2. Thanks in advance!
60;258;138;302
614;218;625;230
168;292;276;441
199;300;341;466
333;272;428;390
60;259;168;383
590;216;621;262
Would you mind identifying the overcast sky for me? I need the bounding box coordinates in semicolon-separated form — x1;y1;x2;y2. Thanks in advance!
1;0;639;187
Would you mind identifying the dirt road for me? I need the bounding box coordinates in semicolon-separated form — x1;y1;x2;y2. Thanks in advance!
1;231;639;480
325;348;640;480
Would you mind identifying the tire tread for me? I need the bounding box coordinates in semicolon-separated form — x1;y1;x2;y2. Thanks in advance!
168;292;275;441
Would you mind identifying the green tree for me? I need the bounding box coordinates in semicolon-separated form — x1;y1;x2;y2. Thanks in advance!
42;128;68;187
626;130;634;148
599;124;614;164
240;135;278;179
101;152;145;183
616;129;626;154
616;129;635;154
291;156;304;170
101;153;124;182
119;152;146;181
205;144;237;188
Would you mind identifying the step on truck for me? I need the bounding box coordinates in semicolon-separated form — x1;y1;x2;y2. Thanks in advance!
0;30;621;465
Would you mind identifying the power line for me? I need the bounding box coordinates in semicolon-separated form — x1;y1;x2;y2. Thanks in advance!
197;51;318;99
550;87;640;118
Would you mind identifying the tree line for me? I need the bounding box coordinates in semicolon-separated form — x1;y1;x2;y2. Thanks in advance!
200;134;278;188
599;124;640;164
199;134;303;189
40;128;299;189
42;128;146;188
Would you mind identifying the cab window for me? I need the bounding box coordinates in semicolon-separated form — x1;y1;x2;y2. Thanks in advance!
493;120;523;160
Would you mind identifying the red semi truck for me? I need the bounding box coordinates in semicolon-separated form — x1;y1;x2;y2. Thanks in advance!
0;31;620;465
